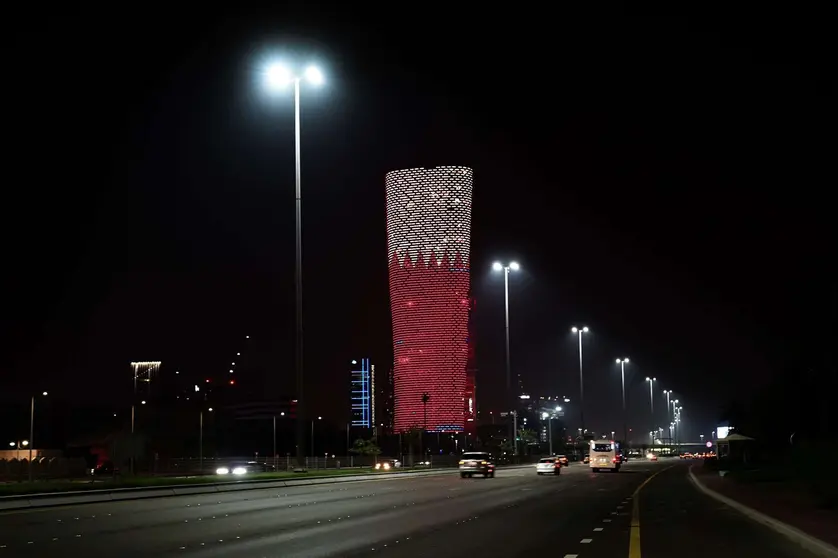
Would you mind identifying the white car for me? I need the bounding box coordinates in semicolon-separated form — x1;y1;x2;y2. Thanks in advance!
536;457;562;476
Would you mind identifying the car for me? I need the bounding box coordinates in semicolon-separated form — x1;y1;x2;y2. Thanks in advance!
459;452;495;478
583;454;590;464
646;453;658;462
536;457;562;475
374;459;401;471
216;461;277;476
556;455;569;467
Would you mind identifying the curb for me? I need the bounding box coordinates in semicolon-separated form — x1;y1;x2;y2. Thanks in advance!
0;464;535;512
688;465;838;558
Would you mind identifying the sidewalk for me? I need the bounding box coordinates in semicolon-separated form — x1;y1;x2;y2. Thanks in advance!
691;464;838;551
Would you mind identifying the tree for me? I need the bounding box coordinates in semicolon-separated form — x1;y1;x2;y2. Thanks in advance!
349;438;381;457
517;428;538;456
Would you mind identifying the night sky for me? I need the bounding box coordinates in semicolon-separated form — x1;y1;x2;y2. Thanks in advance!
2;9;833;442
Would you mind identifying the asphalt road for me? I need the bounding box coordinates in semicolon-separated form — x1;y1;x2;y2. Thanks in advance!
0;460;823;557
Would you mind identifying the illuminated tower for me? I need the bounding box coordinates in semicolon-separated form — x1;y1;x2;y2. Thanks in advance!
386;166;473;433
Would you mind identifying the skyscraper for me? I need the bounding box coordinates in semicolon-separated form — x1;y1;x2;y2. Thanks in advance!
386;166;473;433
350;358;373;428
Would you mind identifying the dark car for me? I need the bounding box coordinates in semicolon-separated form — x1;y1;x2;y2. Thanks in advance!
556;455;569;467
459;452;495;478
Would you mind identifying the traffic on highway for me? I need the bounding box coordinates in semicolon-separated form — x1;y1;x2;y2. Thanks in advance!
0;457;820;558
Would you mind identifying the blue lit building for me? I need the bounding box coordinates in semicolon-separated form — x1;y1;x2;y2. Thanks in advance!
350;358;374;428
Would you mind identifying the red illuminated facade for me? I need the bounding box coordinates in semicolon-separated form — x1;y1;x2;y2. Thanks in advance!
386;166;473;433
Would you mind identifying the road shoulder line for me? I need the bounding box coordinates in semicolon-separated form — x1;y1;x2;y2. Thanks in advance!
687;464;838;558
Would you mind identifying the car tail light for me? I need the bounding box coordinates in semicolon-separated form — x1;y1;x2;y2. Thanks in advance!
612;457;619;463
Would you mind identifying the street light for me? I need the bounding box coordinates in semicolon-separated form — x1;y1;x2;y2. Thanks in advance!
29;392;47;482
264;61;325;470
199;407;213;474
310;416;322;459
645;377;656;421
492;261;520;455
571;326;589;432
9;440;28;461
616;358;629;445
662;389;673;435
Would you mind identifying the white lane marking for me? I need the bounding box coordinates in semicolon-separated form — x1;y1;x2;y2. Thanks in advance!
603;518;612;522
594;527;604;531
563;555;579;558
617;505;624;509
581;538;593;543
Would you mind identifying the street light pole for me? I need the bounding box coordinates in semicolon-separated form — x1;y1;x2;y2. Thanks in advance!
645;376;656;417
492;261;520;455
199;410;203;474
264;63;324;471
572;326;589;433
616;358;629;446
28;396;34;482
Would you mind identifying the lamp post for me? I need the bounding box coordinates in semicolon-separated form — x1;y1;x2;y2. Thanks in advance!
199;407;212;474
264;62;325;470
571;326;589;432
662;390;672;441
130;399;146;476
615;358;629;445
492;261;520;453
9;440;28;462
28;392;47;482
310;416;322;459
645;377;656;426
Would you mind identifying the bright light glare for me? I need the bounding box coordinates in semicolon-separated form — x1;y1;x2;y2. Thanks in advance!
582;326;589;333
232;467;247;475
42;392;48;396
492;262;503;271
616;359;621;364
555;406;562;412
266;64;293;88
216;467;229;475
571;327;578;333
509;262;520;271
305;66;324;85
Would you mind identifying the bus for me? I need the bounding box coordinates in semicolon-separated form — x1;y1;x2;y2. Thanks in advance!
589;439;621;472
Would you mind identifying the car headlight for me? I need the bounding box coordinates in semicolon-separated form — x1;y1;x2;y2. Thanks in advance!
232;467;247;475
375;463;381;469
216;467;229;475
383;463;390;470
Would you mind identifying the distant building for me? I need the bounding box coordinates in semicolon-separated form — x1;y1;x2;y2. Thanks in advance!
377;366;395;433
350;359;373;428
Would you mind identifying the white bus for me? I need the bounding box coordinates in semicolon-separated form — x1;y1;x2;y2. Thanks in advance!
589;440;621;472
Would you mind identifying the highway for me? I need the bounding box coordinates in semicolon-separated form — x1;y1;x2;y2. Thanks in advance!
0;460;822;557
